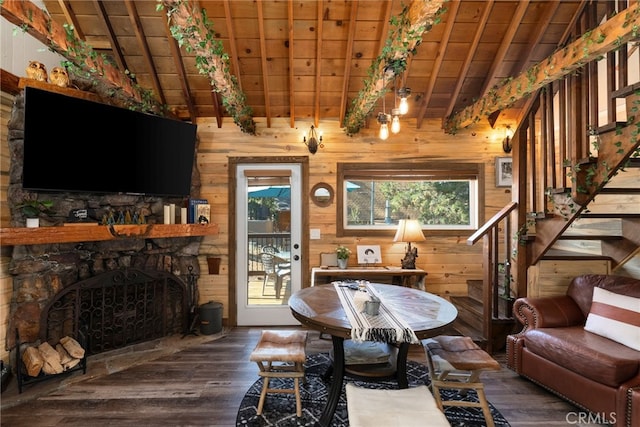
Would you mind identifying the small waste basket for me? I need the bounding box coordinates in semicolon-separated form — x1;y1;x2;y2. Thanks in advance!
199;301;223;335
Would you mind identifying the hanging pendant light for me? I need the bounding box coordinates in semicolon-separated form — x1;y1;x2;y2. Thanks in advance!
391;108;401;134
377;112;390;140
397;87;411;115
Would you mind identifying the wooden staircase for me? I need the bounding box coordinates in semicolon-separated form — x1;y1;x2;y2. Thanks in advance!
454;3;640;354
449;280;517;352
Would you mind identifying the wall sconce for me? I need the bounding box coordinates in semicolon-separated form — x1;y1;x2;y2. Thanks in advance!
502;125;514;153
391;108;401;134
397;87;411;115
303;125;323;154
377;112;390;140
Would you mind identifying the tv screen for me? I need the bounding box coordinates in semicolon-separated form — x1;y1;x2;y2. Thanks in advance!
23;87;197;197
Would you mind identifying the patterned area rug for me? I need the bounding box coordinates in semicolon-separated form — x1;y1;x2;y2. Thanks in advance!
236;352;511;426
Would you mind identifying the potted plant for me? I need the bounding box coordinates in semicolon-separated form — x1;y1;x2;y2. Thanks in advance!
336;245;351;269
16;199;54;228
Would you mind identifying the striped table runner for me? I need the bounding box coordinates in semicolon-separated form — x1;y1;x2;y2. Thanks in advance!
334;282;419;344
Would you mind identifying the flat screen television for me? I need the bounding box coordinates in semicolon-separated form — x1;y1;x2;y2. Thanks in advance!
23;86;197;197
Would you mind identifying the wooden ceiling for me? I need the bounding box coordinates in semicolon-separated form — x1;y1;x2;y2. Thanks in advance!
30;1;589;133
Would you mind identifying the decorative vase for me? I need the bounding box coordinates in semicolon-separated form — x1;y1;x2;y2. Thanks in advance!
337;258;348;269
26;217;39;228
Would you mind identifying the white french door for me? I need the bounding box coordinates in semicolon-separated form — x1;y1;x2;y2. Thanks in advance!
236;163;302;325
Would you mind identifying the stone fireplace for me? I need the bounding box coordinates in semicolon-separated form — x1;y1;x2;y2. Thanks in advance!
5;86;204;359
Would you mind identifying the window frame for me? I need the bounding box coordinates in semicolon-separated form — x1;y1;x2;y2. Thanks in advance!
336;162;485;237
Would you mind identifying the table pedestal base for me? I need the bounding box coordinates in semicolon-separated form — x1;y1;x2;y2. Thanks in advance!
318;336;410;427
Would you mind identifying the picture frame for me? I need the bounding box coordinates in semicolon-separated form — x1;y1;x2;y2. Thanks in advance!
357;245;382;264
495;157;513;187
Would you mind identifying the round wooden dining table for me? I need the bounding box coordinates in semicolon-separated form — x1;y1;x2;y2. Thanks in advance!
288;282;457;427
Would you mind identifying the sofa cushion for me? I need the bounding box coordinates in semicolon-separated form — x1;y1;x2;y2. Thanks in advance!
585;287;640;351
523;327;640;387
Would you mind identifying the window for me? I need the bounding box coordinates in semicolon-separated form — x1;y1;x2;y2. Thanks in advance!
337;162;484;236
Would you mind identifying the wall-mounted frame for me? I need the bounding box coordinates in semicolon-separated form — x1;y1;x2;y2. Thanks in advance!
495;157;513;187
356;245;382;264
310;182;334;207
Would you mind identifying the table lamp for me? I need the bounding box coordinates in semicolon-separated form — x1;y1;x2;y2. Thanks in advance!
393;219;426;269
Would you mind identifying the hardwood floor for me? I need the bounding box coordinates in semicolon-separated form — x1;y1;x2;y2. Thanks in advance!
1;327;606;426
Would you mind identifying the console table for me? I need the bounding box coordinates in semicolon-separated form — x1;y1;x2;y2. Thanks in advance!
310;267;427;290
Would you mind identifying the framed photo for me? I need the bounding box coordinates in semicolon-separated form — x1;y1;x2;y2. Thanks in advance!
357;245;382;264
495;157;513;187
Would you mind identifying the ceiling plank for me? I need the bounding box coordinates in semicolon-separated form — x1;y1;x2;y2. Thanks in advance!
124;0;166;105
415;0;461;129
256;0;271;128
343;0;446;136
442;1;492;121
163;0;255;134
91;0;128;72
338;0;359;127
445;1;640;133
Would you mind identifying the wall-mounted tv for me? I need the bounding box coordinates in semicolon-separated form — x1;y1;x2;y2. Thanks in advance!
23;86;197;197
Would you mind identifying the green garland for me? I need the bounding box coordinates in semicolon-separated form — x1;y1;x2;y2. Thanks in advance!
160;0;256;135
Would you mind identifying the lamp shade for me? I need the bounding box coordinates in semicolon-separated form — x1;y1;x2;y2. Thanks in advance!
393;219;426;243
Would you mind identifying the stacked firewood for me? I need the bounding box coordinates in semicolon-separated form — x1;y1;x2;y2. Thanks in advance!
21;336;85;377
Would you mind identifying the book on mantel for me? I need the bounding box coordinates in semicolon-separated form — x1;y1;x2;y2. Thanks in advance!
188;198;208;223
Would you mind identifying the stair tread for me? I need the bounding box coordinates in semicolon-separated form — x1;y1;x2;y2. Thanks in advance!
541;249;613;260
598;188;640;194
579;213;640;218
557;235;623;240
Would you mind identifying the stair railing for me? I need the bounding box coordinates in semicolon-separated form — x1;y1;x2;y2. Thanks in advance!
467;201;518;349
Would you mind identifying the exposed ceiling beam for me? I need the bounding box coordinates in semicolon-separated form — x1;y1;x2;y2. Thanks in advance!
222;0;241;91
478;1;528;100
338;0;358;127
287;0;295;128
442;1;492;121
415;0;460;129
256;0;271;128
91;0;128;72
445;1;640;133
313;0;324;126
57;0;83;39
343;0;447;136
163;15;198;121
163;0;256;134
125;0;166;105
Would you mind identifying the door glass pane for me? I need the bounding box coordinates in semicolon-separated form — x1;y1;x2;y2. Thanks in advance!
246;176;291;306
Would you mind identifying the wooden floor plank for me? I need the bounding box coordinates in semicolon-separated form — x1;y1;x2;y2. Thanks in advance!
1;327;606;426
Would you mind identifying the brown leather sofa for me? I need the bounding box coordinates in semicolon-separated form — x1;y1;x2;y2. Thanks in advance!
506;274;640;427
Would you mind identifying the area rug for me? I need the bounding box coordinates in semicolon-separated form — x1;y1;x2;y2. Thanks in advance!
236;352;511;426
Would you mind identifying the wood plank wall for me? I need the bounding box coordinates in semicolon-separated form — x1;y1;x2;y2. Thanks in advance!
193;117;512;320
0;92;511;362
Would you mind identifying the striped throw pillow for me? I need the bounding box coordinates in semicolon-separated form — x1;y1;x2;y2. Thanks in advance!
584;287;640;351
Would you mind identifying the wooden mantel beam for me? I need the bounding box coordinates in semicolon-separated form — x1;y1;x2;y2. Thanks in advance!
342;0;446;136
445;2;640;133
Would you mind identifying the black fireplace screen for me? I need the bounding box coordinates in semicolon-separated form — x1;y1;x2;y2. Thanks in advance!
40;268;188;355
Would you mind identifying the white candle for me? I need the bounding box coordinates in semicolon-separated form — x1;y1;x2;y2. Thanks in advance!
170;204;176;224
181;207;187;224
163;205;171;224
